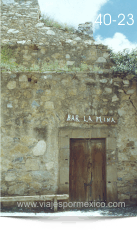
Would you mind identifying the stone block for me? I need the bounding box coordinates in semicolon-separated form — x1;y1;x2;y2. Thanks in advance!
1;158;13;171
41;96;47;102
106;181;118;202
23;55;31;61
123;80;129;85
121;94;130;101
7;29;19;34
20;82;30;89
72;129;91;138
61;78;71;86
66;61;75;66
60;137;70;149
129;155;137;161
103;53;109;58
1;184;7;193
10;74;16;79
33;140;46;156
118;152;129;161
45;161;54;171
95;88;102;95
35;23;45;27
58;184;69;194
46;30;55;35
10;144;29;155
5;173;16;181
17;40;26;44
119;194;130;201
45;101;54;109
106;138;117;150
52;53;62;59
19;75;27;82
8;184;27;195
96;57;106;63
59;148;70;160
118;89;124;93
100;79;107;83
45;90;52;96
7;103;13;108
18;173;32;183
130;194;137;201
7;81;16;89
118;107;126;116
59;167;69;184
126;89;135;94
104;88;112;94
24;91;32;98
79;84;86;91
29;182;42;190
40;48;46;54
84;40;93;45
20;136;37;146
1;135;13;147
106;165;117;181
112;95;119;102
59;129;72;138
68;88;77;96
66;54;70;59
100;108;109;115
91;128;109;138
25;159;39;170
74;37;81;41
60;158;69;168
30;171;52;181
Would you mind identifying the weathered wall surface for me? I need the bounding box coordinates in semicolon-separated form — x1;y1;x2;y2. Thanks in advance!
1;0;111;70
1;0;137;206
1;43;110;70
116;78;137;204
1;71;137;205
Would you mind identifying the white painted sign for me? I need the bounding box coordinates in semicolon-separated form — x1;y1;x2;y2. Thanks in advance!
66;114;117;124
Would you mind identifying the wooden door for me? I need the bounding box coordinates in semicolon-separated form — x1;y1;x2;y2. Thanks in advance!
69;138;106;202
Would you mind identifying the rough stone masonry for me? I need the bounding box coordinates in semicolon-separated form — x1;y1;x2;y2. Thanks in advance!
1;0;137;207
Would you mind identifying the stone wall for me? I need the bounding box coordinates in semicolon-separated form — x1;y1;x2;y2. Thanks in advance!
1;0;137;206
1;0;111;70
1;43;111;70
1;71;137;205
2;0;41;44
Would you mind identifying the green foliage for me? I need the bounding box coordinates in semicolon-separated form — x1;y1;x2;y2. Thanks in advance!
110;48;137;75
1;45;19;71
1;45;14;62
40;14;75;32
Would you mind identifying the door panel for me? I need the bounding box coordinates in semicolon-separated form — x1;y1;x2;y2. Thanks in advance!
69;138;106;202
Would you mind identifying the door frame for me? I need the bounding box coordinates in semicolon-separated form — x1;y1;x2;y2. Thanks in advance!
58;127;118;203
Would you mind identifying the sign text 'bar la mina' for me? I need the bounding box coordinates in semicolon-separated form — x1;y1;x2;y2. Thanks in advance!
66;114;117;124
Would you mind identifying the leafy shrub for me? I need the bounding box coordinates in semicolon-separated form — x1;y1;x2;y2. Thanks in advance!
110;48;137;75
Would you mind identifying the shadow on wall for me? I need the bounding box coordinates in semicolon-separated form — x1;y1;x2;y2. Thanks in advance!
33;127;48;141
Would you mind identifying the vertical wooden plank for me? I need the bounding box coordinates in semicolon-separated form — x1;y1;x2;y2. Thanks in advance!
86;139;93;202
69;138;106;203
91;139;106;202
70;139;87;202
